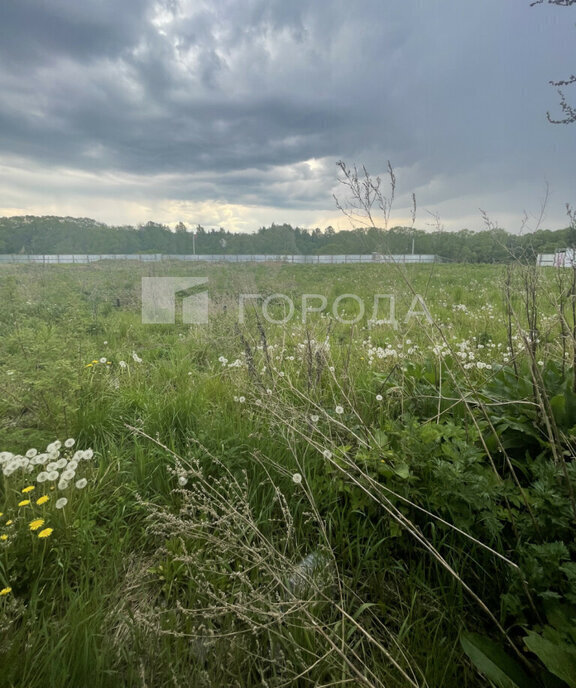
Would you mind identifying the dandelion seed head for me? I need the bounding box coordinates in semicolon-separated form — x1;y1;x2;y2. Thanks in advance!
292;473;303;484
55;497;68;509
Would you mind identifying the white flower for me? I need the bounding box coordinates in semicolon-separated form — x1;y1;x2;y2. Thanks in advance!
66;460;78;470
36;471;49;483
335;405;344;415
75;478;88;489
62;469;76;481
119;360;127;369
46;462;59;472
47;471;59;481
82;449;94;460
64;438;75;448
56;458;68;469
46;441;61;453
26;448;38;459
55;497;68;509
323;449;332;459
132;351;142;363
310;415;319;423
99;357;107;364
58;480;69;490
178;475;188;487
376;394;383;401
292;473;303;484
238;396;246;403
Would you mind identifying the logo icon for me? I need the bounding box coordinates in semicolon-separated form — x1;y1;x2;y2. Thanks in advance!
141;277;209;324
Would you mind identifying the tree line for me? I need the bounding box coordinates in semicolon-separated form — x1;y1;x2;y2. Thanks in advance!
0;215;575;263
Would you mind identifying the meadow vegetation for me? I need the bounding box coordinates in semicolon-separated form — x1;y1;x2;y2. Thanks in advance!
1;259;576;687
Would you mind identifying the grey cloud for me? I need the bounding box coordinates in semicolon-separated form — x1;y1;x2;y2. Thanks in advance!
0;0;574;229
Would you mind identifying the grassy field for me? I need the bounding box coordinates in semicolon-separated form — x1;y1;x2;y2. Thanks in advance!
1;260;576;687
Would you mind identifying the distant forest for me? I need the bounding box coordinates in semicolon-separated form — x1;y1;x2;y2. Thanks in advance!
1;215;575;263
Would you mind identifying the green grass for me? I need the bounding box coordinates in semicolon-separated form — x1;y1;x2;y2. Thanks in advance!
1;260;575;687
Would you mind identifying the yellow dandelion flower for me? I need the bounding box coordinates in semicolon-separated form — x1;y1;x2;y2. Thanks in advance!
0;587;11;596
18;500;30;507
5;520;13;526
36;495;49;505
92;359;99;364
21;486;35;493
0;512;3;517
29;519;45;531
0;535;7;541
37;528;53;539
85;363;93;368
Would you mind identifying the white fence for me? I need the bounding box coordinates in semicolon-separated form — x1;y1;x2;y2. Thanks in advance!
537;250;576;267
0;253;442;265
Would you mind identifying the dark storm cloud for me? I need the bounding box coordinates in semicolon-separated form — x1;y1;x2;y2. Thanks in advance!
0;0;574;228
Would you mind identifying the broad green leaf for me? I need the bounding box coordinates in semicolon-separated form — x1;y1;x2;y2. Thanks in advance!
524;631;576;687
460;632;533;688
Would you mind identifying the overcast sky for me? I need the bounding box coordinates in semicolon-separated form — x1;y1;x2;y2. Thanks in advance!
0;0;574;233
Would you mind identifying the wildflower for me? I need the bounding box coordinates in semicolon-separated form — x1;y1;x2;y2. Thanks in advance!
177;476;188;487
55;498;68;509
25;448;38;459
37;528;53;539
0;535;7;542
18;500;30;507
36;495;49;506
292;473;303;484
62;470;75;481
323;449;333;459
238;396;246;404
64;438;75;448
36;472;48;483
29;519;45;531
85;363;93;368
310;414;319;423
5;520;12;526
0;587;11;596
21;486;35;493
47;471;59;481
75;478;88;490
57;481;69;491
99;357;107;364
376;394;383;401
119;360;127;369
335;405;344;415
132;351;142;363
83;449;94;460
